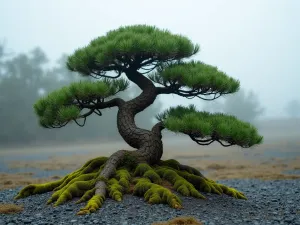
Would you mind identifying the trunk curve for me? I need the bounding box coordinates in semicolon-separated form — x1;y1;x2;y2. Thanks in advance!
96;69;164;202
117;69;163;164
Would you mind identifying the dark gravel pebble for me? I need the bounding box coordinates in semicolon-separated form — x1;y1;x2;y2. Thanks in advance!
0;179;300;225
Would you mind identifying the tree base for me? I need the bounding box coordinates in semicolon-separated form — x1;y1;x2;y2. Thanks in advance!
14;156;246;215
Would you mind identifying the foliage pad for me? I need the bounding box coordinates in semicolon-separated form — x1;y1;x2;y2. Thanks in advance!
149;60;240;99
66;25;199;76
157;105;263;148
33;78;129;128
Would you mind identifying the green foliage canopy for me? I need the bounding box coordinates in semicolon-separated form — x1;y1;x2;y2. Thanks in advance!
157;105;263;148
66;25;199;76
149;60;240;99
34;79;129;128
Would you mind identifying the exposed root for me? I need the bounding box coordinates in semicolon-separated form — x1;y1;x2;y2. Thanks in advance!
155;167;206;199
133;177;183;209
14;156;108;200
134;163;162;184
107;169;131;201
14;157;247;215
77;194;105;215
158;159;246;199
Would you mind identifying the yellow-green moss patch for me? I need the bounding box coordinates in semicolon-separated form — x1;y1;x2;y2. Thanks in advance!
14;156;247;216
133;178;182;209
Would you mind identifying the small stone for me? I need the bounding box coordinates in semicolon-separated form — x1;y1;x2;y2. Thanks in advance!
70;219;77;223
22;219;32;224
284;217;294;223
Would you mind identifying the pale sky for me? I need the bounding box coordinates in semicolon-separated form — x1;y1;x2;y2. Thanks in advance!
1;0;299;118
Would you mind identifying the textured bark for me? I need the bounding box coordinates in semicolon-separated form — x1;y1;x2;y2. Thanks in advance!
152;121;165;139
95;150;127;197
95;68;164;198
117;69;163;164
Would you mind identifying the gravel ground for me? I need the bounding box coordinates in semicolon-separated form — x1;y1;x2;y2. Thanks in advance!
0;179;300;225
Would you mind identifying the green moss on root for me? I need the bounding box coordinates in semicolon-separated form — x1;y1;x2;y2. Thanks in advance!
14;157;247;216
107;178;123;201
134;163;162;184
155;167;205;199
133;178;183;209
14;157;108;200
77;194;105;215
158;159;181;170
119;152;139;171
116;169;131;192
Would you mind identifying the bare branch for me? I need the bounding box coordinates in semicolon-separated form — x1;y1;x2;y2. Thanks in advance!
216;140;233;147
156;86;225;100
74;117;87;127
76;97;125;111
91;70;122;79
47;122;68;129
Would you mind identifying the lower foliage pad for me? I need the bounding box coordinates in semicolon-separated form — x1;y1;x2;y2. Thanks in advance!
14;157;246;215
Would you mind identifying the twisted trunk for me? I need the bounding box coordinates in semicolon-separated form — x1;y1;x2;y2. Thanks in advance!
95;68;164;197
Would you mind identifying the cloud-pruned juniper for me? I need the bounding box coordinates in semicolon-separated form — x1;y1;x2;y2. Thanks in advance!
14;25;263;215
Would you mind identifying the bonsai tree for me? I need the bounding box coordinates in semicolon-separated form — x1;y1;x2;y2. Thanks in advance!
14;25;263;215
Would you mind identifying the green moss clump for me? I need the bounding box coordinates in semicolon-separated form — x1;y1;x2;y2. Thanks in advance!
155;167;205;199
133;178;182;209
116;169;131;192
158;159;181;170
119;152;139;171
14;156;246;216
77;194;105;215
107;178;123;201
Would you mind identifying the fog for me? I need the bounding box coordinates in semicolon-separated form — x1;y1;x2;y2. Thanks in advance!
0;0;299;147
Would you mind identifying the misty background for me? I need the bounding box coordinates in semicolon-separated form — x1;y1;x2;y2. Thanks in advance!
0;0;299;148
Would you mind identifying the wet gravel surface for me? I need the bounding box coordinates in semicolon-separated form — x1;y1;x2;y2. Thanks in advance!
0;179;300;225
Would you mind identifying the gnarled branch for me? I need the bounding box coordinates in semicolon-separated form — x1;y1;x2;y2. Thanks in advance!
75;97;125;111
156;86;224;101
